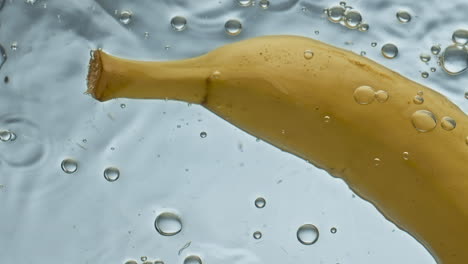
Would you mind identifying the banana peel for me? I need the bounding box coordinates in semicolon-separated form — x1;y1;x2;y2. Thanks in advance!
86;35;468;264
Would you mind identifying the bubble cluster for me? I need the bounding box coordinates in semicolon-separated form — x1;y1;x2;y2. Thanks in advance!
259;0;270;9
353;86;389;105
325;3;368;31
436;29;468;75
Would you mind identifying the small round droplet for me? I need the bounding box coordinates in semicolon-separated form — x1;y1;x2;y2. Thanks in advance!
0;130;11;141
297;224;319;245
125;261;138;264
238;0;252;7
421;72;429;78
253;231;262;240
119;10;133;25
323;116;331;123
254;197;266;208
9;132;16;141
61;158;78;174
327;6;346;23
304;50;314;60
339;1;346;7
120;103;126;109
440;44;468;75
430;67;436;72
330;227;337;234
200;131;207;138
417;91;424;96
396;11;411;23
374;157;381;166
360;51;367;56
375;90;389;103
103;167;120;182
170;16;187;32
259;0;270;9
431;45;441;55
314;30;320;35
141;257;148;262
358;23;369;32
420;54;431;63
381;43;398;59
144;32;150;39
25;0;38;4
0;44;6;70
371;42;377;47
353;85;375;105
344;10;362;29
225;19;242;36
440;116;456;131
402;152;410;160
465;92;468;99
411;110;437;132
154;212;182;236
451;29;468;46
10;42;18;51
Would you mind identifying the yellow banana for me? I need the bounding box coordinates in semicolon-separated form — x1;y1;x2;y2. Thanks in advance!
87;35;468;264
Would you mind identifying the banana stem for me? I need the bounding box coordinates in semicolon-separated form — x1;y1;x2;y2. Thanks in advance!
87;50;209;103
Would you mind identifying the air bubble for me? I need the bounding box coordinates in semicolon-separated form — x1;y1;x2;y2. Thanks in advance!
61;158;78;174
225;19;242;36
358;23;369;32
253;231;262;239
327;6;346;23
421;72;429;78
238;0;253;7
441;116;456;131
154;212;182;236
297;224;319;245
420;54;431;62
440;44;468;75
254;197;266;208
451;29;468;45
396;11;411;23
141;257;148;262
430;67;436;72
330;227;337;234
381;43;398;59
323;116;331;123
411;110;437;132
10;42;18;51
170;16;187;32
353;85;375;105
200;131;207;138
375;90;389;103
259;0;269;9
431;45;441;55
402;152;409;160
120;103;126;109
344;10;362;29
371;42;377;47
103;167;120;182
0;130;11;141
360;51;366;56
304;50;314;60
119;10;133;25
184;255;202;264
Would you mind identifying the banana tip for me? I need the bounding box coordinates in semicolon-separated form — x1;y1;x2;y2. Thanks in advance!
86;49;103;101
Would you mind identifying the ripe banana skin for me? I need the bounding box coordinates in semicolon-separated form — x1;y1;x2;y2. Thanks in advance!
87;35;468;264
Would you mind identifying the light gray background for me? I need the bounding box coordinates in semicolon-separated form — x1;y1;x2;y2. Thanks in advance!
0;0;466;263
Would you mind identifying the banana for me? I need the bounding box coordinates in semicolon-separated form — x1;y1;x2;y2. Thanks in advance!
87;35;468;264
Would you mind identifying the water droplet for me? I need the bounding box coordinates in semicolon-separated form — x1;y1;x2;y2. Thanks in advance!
417;91;424;96
10;42;18;51
371;42;377;47
411;110;437;132
430;67;436;72
353;85;375;105
0;44;6;70
374;157;381;166
154;212;182;236
339;1;346;7
440;44;468;75
327;6;346;23
120;103;126;109
344;10;362;29
141;257;148;262
431;45;441;55
451;29;468;45
82;139;87;143
396;11;411;23
9;132;16;141
375;90;389;103
170;16;187;32
25;0;37;4
421;72;429;78
224;19;242;36
314;30;320;35
254;197;266;208
238;0;252;7
381;43;398;59
465;92;468;99
184;255;202;264
297;224;319;245
164;45;171;51
125;261;138;264
154;261;165;264
466;136;468;145
119;10;133;25
253;231;262;239
440;116;456;131
323;116;331;123
103;167;120;182
304;50;314;60
330;227;337;234
200;131;207;138
402;152;409;160
358;23;369;32
0;130;11;141
61;158;78;174
259;0;269;9
360;51;366;56
144;32;150;39
420;54;431;62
